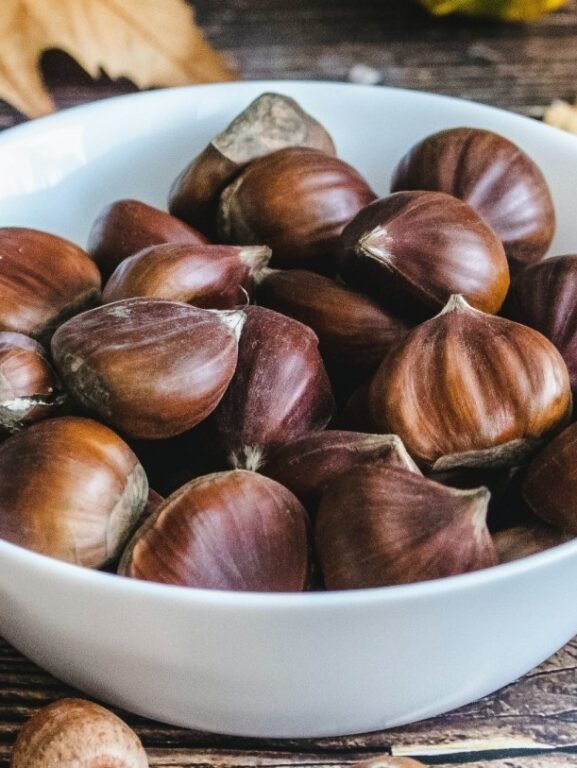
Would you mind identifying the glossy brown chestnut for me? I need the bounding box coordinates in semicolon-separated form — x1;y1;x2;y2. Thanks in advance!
390;127;555;271
214;306;335;470
88;199;208;280
503;254;577;396
0;332;65;433
256;269;408;368
262;431;420;511
0;417;148;567
51;298;243;440
369;295;572;470
523;422;577;534
0;227;101;341
103;242;271;309
217;147;377;273
168;92;336;237
493;523;572;564
339;191;510;321
119;470;310;591
316;465;496;589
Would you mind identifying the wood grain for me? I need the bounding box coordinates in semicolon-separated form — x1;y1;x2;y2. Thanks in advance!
0;0;576;130
0;634;576;766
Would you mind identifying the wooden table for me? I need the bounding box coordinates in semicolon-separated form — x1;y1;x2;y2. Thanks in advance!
1;1;577;765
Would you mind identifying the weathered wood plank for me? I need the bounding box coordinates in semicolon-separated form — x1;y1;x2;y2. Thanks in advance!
0;634;576;761
0;0;576;130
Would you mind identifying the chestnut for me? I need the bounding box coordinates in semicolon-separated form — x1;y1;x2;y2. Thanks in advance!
0;227;100;341
168;91;336;237
262;431;420;511
119;470;310;591
502;254;577;397
11;698;148;768
0;416;148;567
523;422;577;534
493;523;572;564
214;306;335;470
316;465;496;589
0;332;65;433
51;298;243;440
369;295;572;470
390;127;556;271
88;198;208;280
255;269;408;369
336;379;376;432
339;191;510;321
103;242;271;309
217;147;377;273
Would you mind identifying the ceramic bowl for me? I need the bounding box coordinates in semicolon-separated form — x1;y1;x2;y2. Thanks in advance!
0;81;576;739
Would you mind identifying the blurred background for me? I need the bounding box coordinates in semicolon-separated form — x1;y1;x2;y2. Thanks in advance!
1;0;576;130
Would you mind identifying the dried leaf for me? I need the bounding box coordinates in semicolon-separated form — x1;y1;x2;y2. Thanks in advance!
544;99;577;135
0;0;236;118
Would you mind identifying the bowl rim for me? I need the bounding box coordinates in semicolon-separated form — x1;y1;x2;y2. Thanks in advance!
2;79;577;609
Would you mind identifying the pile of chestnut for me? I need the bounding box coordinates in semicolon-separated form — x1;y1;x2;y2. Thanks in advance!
1;91;577;592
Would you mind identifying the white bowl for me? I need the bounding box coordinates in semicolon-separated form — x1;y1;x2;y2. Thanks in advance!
1;81;577;739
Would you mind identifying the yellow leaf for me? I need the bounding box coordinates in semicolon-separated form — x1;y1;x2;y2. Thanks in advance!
419;0;568;20
0;0;236;119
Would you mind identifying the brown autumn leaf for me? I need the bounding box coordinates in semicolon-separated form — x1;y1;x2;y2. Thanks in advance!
0;0;236;118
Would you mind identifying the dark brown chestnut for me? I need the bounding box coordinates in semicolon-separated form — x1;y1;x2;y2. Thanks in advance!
523;422;577;534
390;127;555;271
502;254;577;397
0;227;101;341
118;470;310;591
336;379;376;432
214;306;335;470
255;269;408;369
316;465;496;589
262;431;420;511
339;191;510;321
493;523;572;564
51;298;244;440
88;199;208;280
168;92;336;237
217;147;377;273
369;295;572;470
103;242;270;309
0;416;148;567
0;332;65;433
428;464;531;533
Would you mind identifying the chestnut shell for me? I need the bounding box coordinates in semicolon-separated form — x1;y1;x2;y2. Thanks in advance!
119;470;310;591
0;332;64;432
217;147;377;273
0;227;101;341
88;199;208;280
51;299;243;440
316;464;496;589
0;416;148;567
502;254;577;397
214;306;335;470
390;127;555;271
256;269;408;369
339;191;510;321
369;295;572;469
